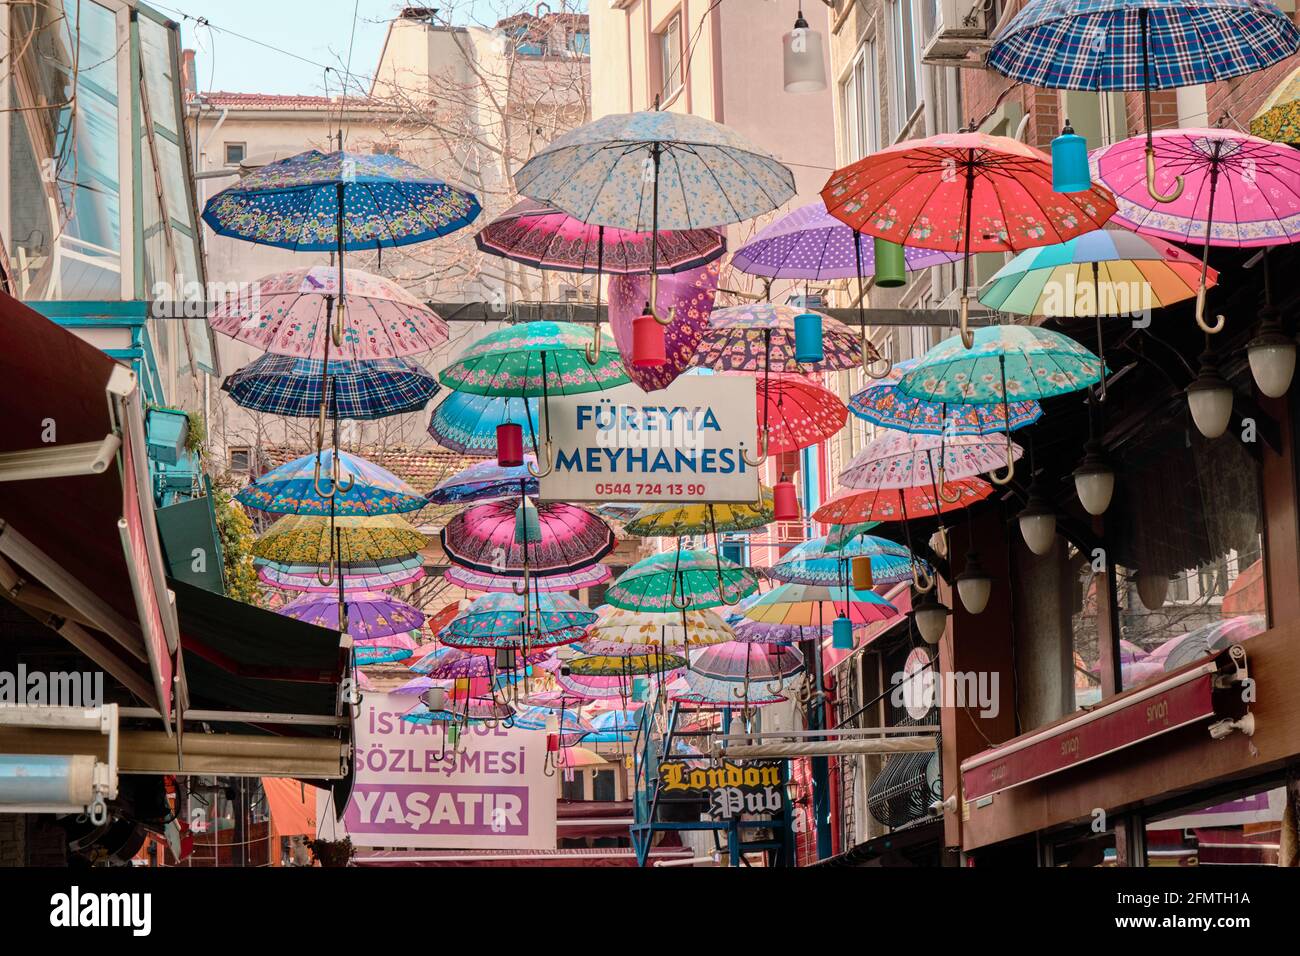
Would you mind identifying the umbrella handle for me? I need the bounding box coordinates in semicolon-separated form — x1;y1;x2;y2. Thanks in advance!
649;271;676;326
741;431;768;468
1146;146;1185;204
585;326;602;364
1194;282;1226;335
766;678;785;696
863;328;893;379
935;465;962;503
316;532;337;586
527;440;555;479
669;571;690;611
312;456;337;499
959;295;975;349
989;443;1016;486
333;453;355;494
332;298;345;348
731;681;750;701
912;561;935;594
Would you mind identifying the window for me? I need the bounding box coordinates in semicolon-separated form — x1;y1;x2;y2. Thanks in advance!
229;447;251;472
839;40;880;162
592;769;617;802
224;143;246;167
1145;783;1290;866
655;14;683;102
889;0;921;136
569;30;591;56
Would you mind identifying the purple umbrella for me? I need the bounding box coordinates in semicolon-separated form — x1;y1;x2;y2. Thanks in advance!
731;200;960;280
608;261;719;392
445;563;612;594
278;591;425;640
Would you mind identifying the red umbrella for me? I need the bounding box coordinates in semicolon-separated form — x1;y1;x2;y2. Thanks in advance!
822;131;1116;347
812;479;993;525
759;376;848;455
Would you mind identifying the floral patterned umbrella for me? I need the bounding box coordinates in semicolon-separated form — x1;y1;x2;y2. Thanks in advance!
690;640;805;683
426;392;540;458
441;592;597;650
694;304;869;373
759;376;849;455
209;266;450;361
608;262;719;392
257;555;425;593
279;591;425;640
567;651;687;677
1250;65;1300;144
838;430;1024;494
742;583;899;628
476;198;725;273
237;449;427;517
224;353;440;420
812;480;994;525
850;359;1043;435
412;646;550;679
822;131;1117;347
426;457;537;505
355;632;419;666
554;671;647;701
731;199;961;280
586;607;735;650
668;670;788;708
444;563;611;594
623;494;774;538
769;534;920;588
607;550;759;612
252;514;426;565
441;500;615;577
1091;128;1300;333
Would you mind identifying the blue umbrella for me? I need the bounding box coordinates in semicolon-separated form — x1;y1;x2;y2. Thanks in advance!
441;592;597;650
224;353;440;420
850;359;1043;435
237;449;427;516
426;457;538;505
591;708;641;735
427;391;541;457
769;534;921;588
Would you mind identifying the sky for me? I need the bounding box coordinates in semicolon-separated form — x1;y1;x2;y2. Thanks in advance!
158;0;587;97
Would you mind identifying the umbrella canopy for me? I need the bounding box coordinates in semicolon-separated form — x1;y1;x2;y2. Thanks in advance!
439;320;628;397
441;500;615;577
898;325;1105;405
355;633;419;666
202;149;481;250
257;555;425;593
426;457;538;505
567;652;687;677
606;550;760;612
444;563;611;594
730;199;960;280
669;670;788;708
279;591;425;640
209;266;450;361
987;0;1300;93
813;481;994;525
426;392;541;457
1250;64;1300;144
742;582;900;627
1154;614;1267;672
402;698;514;726
586;607;735;650
693;303;869;372
237;449;427;516
514;109;795;231
441;591;597;650
476;198;725;273
223;353;440;420
413;647;550;679
759;377;849;455
769;534;919;587
590;709;641;734
850;359;1042;434
252;514;426;565
558;747;608;769
839;430;1023;491
690;640;805;682
623;494;774;538
608;262;719;393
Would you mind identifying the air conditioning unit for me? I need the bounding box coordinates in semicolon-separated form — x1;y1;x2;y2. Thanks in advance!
922;0;995;69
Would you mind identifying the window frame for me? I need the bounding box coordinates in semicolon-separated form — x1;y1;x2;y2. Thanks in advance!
223;142;247;167
653;11;684;106
887;0;923;140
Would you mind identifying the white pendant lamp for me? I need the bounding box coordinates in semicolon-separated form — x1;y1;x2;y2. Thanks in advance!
1017;478;1057;556
1247;306;1296;399
782;8;826;93
1186;348;1234;439
1072;438;1115;517
912;590;951;645
955;551;992;615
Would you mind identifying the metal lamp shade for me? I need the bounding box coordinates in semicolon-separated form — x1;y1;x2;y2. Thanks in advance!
832;616;854;650
1051;122;1090;193
793;312;824;364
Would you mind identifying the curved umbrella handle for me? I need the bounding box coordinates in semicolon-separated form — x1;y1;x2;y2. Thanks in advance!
584;326;602;365
527;440;555;479
765;677;785;696
648;271;676;326
863;328;893;379
989;442;1016;486
315;530;337;586
1194;281;1226;335
912;561;935;594
333;453;355;494
959;295;975;349
1146;146;1185;204
332;299;345;348
935;465;962;504
741;432;768;469
312;455;337;499
669;570;691;612
731;681;750;702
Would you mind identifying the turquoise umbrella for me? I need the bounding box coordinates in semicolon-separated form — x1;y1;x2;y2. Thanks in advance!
769;533;920;587
606;550;760;612
236;449;426;516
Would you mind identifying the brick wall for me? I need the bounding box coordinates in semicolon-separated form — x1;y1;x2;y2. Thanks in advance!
0;815;25;866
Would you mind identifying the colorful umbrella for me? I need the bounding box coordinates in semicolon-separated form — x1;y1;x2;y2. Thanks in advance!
553;671;645;701
252;514;425;566
1091;128;1300;333
838;429;1023;500
444;563;611;595
608;261;719;391
441;500;615;577
426;457;537;505
742;583;899;628
822;131;1117;347
691;640;805;683
257;555;425;593
606;550;760;612
623;494;774;538
1250;64;1300;144
237;449;427;517
426;392;540;458
759;376;849;455
849;359;1043;435
812;481;994;525
730;199;960;280
223;353;439;420
590;708;641;734
413;647;550;679
694;303;869;373
441;591;597;650
355;632;419;666
567;652;687;677
769;534;919;588
668;670;787;708
279;591;424;640
586;607;735;650
209;266;450;361
402;698;514;726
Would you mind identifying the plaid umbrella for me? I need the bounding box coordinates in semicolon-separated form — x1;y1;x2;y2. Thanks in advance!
426;392;540;457
223;353;439;420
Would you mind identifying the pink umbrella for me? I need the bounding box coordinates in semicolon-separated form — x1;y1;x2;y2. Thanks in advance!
838;430;1023;496
444;563;611;594
441;500;615;578
608;261;719;391
209;266;449;360
1092;128;1300;333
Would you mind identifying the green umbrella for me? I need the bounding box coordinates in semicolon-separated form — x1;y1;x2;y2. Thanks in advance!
439;320;628;478
607;550;759;613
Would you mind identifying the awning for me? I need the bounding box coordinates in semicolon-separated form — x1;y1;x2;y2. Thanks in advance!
262;778;319;837
0;288;179;722
353;847;697;867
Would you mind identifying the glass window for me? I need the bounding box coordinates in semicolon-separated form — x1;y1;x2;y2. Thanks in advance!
1145;784;1289;866
656;14;683;102
592;769;617;802
229;448;251;472
224;143;246;167
569;30;591;56
561;771;585;801
890;0;921;136
840;41;880;162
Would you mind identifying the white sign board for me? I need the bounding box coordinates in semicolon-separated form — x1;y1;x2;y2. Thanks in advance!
318;694;556;850
538;375;761;504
